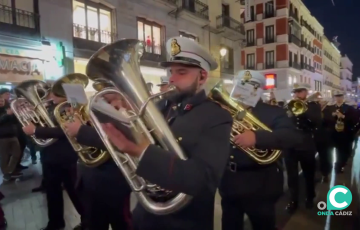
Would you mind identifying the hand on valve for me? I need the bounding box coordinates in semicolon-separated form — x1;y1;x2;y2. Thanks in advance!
233;130;256;148
64;116;82;137
101;123;149;157
23;123;36;135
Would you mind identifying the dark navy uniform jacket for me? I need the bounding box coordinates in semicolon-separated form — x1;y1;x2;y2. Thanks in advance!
323;103;359;138
220;101;302;199
132;90;232;230
34;103;78;165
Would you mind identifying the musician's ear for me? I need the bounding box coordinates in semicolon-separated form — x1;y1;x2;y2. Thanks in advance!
199;70;208;86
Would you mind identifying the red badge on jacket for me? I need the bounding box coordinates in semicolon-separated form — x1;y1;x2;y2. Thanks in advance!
184;104;192;111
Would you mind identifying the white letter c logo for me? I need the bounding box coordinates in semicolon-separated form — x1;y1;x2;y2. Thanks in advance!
329;187;348;208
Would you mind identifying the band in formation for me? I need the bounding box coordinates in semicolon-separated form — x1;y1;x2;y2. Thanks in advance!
0;37;359;230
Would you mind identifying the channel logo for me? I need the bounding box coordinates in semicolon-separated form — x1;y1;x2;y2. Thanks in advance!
317;185;353;216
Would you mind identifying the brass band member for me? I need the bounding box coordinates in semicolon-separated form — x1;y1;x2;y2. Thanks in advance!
219;71;302;230
22;90;85;230
64;93;132;230
314;96;332;183
323;91;358;173
101;37;232;230
157;76;170;93
285;83;322;213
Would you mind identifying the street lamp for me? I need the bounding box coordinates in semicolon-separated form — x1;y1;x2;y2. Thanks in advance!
220;48;227;57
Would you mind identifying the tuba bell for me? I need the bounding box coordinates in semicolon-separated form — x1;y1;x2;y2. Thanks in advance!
86;38;192;215
208;81;281;165
11;80;57;146
52;73;110;167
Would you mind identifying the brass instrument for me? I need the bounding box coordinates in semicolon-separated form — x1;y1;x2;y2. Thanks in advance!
10;80;57;147
268;98;278;106
86;38;192;215
208;81;281;165
286;92;321;116
52;73;110;167
335;108;345;132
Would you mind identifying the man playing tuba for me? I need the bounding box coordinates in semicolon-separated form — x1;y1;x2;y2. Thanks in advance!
284;83;322;213
100;37;233;230
218;70;303;230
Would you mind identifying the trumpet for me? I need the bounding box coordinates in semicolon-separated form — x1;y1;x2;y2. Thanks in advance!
52;73;110;167
285;92;321;116
11;80;57;146
334;109;345;132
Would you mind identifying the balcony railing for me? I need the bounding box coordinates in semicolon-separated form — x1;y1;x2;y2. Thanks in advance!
216;15;244;35
73;23;116;44
0;4;39;28
301;63;315;72
289;62;301;70
141;43;167;62
178;0;209;20
265;36;275;44
246;41;256;47
289;11;299;22
246;65;256;70
289;34;301;47
265;63;275;69
264;10;275;19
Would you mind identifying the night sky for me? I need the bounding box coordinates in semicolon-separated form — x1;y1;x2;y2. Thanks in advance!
302;0;360;79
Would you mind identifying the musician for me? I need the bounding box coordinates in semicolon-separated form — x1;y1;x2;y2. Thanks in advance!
63;93;132;230
285;83;322;213
219;70;302;230
157;76;170;93
314;98;332;183
323;91;358;173
100;37;232;230
22;90;85;230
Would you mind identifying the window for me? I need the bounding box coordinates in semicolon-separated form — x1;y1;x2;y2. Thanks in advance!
264;1;274;17
137;18;163;55
72;0;113;43
246;29;255;45
179;31;197;41
265;51;274;68
221;47;234;70
289;51;293;64
265;26;274;42
315;80;322;91
246;53;255;68
0;0;36;28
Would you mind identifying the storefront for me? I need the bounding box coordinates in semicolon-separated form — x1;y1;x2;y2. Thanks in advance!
0;41;65;91
74;57;167;95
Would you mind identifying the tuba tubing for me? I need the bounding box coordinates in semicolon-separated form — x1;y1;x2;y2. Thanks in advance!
11;80;57;147
86;38;192;215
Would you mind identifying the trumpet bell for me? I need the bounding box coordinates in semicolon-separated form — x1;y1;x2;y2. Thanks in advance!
287;99;308;116
52;73;89;98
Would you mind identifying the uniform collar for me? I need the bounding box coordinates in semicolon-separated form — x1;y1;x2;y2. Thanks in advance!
167;90;207;115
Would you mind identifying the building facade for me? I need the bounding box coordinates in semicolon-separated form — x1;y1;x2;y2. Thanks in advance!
321;36;341;98
240;0;325;99
0;0;67;91
340;54;353;98
0;0;245;94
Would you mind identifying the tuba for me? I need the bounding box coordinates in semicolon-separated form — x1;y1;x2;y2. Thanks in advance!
208;81;281;165
52;73;110;167
11;80;57;146
86;39;192;215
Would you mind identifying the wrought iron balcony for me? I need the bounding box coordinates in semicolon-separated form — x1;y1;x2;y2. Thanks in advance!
178;0;209;20
246;41;256;47
265;36;275;44
0;4;40;39
289;11;299;22
264;10;275;19
289;62;301;70
216;15;244;39
288;34;301;47
265;63;275;69
301;63;315;72
73;23;116;44
141;43;167;63
246;65;256;70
